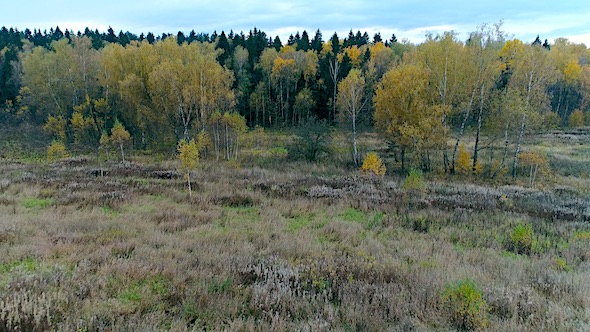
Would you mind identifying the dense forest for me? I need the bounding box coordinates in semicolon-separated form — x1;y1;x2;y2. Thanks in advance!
1;24;589;173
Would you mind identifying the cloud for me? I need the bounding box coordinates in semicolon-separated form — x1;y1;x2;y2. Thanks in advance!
563;34;590;47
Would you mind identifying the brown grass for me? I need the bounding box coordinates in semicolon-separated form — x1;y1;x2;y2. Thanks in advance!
0;143;588;331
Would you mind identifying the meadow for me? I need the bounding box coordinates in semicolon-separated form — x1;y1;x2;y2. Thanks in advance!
0;127;589;331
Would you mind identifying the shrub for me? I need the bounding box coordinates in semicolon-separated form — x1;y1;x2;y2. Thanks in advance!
403;169;426;192
441;278;489;331
509;223;534;255
568;109;584;128
519;151;549;187
360;152;386;176
287;118;332;162
585;110;590;126
196;130;213;159
456;144;472;175
543;111;561;130
47;140;69;162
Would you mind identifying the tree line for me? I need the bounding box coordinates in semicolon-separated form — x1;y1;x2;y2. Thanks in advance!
1;23;590;175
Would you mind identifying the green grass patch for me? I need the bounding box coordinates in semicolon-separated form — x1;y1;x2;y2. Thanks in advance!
118;275;174;306
208;278;233;294
0;257;40;274
102;206;121;217
573;230;590;241
288;214;314;231
224;206;260;222
22;197;54;209
340;208;367;223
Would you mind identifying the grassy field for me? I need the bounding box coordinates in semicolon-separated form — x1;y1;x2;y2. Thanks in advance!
0;128;589;331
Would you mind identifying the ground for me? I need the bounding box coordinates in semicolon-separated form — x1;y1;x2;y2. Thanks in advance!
0;128;589;331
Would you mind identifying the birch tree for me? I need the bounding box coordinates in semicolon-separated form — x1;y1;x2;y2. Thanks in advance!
337;69;367;166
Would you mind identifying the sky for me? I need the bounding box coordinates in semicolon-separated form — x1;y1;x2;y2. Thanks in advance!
1;0;589;46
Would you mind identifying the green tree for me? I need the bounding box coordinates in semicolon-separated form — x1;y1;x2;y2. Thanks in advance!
288;118;332;162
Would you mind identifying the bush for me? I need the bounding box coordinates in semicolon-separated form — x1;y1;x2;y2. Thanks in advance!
508;223;534;255
403;169;426;192
287;118;332;162
543;111;561;130
456;144;472;175
360;152;386;176
47;140;69;162
441;278;489;331
568;109;584;128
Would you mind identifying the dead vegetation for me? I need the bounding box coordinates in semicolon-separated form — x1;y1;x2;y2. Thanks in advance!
0;152;588;331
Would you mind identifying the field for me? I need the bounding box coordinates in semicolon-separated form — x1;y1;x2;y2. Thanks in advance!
0;129;589;331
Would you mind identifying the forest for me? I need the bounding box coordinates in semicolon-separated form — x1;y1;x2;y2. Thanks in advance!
0;24;588;173
0;23;589;331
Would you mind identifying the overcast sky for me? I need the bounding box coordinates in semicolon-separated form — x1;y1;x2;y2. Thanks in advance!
1;0;589;45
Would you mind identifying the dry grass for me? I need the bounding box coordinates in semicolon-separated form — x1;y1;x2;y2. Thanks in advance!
0;132;589;331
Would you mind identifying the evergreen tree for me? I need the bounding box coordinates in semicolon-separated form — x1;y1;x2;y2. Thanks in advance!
53;26;64;40
360;31;370;46
177;31;186;45
287;34;296;46
106;26;117;43
118;31;130;46
188;30;197;43
373;32;382;43
344;30;355;47
246;28;267;65
311;29;323;53
272;36;282;51
216;31;231;65
297;31;310;51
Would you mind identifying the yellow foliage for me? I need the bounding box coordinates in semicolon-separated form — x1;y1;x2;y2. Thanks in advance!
361;152;386;176
43;115;66;141
563;61;582;84
47;141;69;162
177;139;199;196
519;151;548;169
370;42;386;60
110;120;131;144
374;64;446;156
196;131;213;158
338;46;362;68
568;109;584;127
70;111;93;144
280;45;296;54
178;139;199;171
456;144;472;175
110;120;131;162
499;39;524;66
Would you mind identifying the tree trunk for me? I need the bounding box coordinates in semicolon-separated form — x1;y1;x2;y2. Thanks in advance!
451;89;476;174
472;83;485;174
441;56;449;173
329;58;339;123
187;173;192;197
352;107;358;166
401;148;406;173
119;141;125;163
512;114;526;178
492;123;510;179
